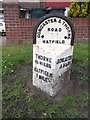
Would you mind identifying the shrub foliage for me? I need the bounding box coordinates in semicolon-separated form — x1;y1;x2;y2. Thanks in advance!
68;1;90;17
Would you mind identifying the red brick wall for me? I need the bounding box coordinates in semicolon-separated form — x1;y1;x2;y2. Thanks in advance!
3;3;38;44
71;18;89;42
3;3;21;43
3;3;90;44
19;18;37;44
43;2;71;8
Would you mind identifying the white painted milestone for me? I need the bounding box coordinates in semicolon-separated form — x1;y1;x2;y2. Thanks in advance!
33;44;74;96
33;13;74;96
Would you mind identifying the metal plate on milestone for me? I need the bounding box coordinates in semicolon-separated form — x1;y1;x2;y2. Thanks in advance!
33;13;75;45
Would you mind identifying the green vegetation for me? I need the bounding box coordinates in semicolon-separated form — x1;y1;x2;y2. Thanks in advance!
46;93;88;118
2;43;88;118
68;1;90;17
72;43;88;84
73;43;88;61
2;44;33;77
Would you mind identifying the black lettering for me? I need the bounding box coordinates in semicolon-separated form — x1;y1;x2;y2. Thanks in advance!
49;58;52;63
51;28;54;31
36;60;52;68
34;67;52;77
56;58;64;64
40;56;43;60
39;25;43;30
34;67;37;72
39;61;42;65
62;21;65;25
45;20;48;25
47;19;50;23
45;57;48;62
35;54;38;58
38;23;45;32
52;40;54;43
63;62;70;67
56;55;72;64
49;64;51;68
36;73;38;77
39;75;49;82
39;75;42;79
59;41;61;44
45;77;48;82
62;21;70;31
59;61;71;69
35;54;52;63
46;40;49;43
62;40;65;44
51;19;54;23
38;28;42;32
36;31;41;38
37;34;40;38
49;73;53;77
49;40;51;43
56;40;58;44
45;71;49;76
47;28;62;32
42;23;46;27
65;23;67;28
48;28;50;31
58;19;61;23
54;18;57;22
63;63;66;68
55;28;58;32
35;60;38;64
64;23;69;30
43;40;45;43
43;56;45;61
59;28;62;32
59;64;63;69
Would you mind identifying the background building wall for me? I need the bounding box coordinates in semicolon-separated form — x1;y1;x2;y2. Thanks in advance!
3;3;89;44
71;18;89;42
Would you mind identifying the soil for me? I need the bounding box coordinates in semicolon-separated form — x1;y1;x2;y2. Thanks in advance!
3;62;88;103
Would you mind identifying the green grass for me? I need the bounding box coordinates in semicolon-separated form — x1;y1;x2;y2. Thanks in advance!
28;92;88;118
3;79;28;118
2;44;33;77
2;43;88;118
46;92;88;118
73;43;88;62
72;43;88;84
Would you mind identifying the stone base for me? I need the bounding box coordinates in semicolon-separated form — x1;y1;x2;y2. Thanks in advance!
33;68;71;97
33;44;73;97
51;68;71;96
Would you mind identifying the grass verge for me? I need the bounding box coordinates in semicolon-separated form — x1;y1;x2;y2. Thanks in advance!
2;43;88;118
2;44;32;77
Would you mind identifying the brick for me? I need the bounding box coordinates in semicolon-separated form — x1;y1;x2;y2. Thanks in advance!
3;3;90;44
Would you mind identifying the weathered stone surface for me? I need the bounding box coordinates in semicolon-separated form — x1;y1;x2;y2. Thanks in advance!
33;44;73;96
